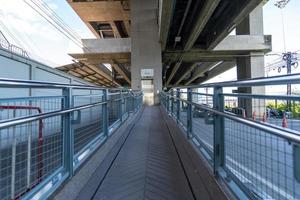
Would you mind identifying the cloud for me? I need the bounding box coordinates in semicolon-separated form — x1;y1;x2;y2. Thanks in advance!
0;0;91;66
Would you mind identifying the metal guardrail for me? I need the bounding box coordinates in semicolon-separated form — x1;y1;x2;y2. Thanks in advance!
160;74;300;200
0;79;143;200
0;31;29;58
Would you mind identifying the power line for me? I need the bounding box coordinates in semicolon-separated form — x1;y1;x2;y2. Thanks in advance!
23;0;85;51
31;0;83;45
35;0;82;39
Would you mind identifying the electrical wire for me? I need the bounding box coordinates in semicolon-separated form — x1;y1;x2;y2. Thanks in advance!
29;0;83;46
23;0;85;50
36;0;82;39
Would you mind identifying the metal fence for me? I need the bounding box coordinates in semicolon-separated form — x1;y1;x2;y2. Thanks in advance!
0;78;143;200
0;31;29;58
160;74;300;200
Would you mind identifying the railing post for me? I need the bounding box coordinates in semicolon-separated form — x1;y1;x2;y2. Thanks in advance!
176;89;180;120
166;93;169;113
171;89;174;115
103;89;109;137
62;87;74;177
213;86;225;175
119;90;123;123
187;88;192;139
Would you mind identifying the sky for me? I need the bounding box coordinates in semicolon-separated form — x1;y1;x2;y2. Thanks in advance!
0;0;299;74
0;0;95;67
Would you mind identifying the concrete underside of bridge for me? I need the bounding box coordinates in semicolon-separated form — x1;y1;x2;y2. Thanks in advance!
53;106;231;200
61;0;272;105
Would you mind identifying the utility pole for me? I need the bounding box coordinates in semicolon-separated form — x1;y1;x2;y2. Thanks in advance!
283;52;292;95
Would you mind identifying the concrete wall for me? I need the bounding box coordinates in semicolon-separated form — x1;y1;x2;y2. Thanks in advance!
0;48;93;98
0;48;103;147
131;0;163;105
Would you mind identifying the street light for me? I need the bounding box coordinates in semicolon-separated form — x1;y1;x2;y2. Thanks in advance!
274;0;290;8
274;0;293;110
274;0;290;52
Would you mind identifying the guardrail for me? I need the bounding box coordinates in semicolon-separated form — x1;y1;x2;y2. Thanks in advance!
160;74;300;200
0;31;29;58
0;78;143;200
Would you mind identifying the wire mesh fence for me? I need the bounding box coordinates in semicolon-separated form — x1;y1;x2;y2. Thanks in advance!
0;116;63;200
160;75;300;200
73;93;104;155
0;81;143;200
224;118;300;200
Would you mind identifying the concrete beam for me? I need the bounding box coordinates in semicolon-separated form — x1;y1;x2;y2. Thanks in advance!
166;60;182;85
214;35;271;52
159;0;176;51
164;51;238;63
174;63;198;85
207;0;263;50
70;52;130;64
109;21;121;38
111;62;131;84
165;0;220;85
184;62;219;85
82;38;131;53
183;0;220;50
124;20;131;36
68;1;130;22
196;61;236;84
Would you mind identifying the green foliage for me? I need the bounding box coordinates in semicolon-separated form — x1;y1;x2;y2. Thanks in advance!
267;101;300;118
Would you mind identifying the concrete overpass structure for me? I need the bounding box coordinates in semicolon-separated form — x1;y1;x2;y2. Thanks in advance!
59;0;272;105
3;2;300;199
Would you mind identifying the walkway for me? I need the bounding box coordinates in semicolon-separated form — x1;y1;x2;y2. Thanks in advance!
75;106;225;200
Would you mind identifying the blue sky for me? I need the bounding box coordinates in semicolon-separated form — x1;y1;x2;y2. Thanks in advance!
0;0;299;70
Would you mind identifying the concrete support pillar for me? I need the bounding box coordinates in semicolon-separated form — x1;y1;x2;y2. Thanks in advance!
131;0;163;105
236;3;266;118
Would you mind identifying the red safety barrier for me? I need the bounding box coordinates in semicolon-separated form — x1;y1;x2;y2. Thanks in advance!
282;112;288;128
242;109;246;118
262;112;267;122
252;111;256;121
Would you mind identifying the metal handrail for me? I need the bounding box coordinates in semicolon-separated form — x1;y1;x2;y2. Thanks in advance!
0;31;29;58
171;73;300;89
222;93;300;101
162;93;300;143
0;101;106;129
0;78;109;89
0;92;143;130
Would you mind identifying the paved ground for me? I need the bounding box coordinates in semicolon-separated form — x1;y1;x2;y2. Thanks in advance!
78;106;196;200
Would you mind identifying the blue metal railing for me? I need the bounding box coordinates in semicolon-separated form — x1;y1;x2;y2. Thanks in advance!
0;78;143;200
160;73;300;200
